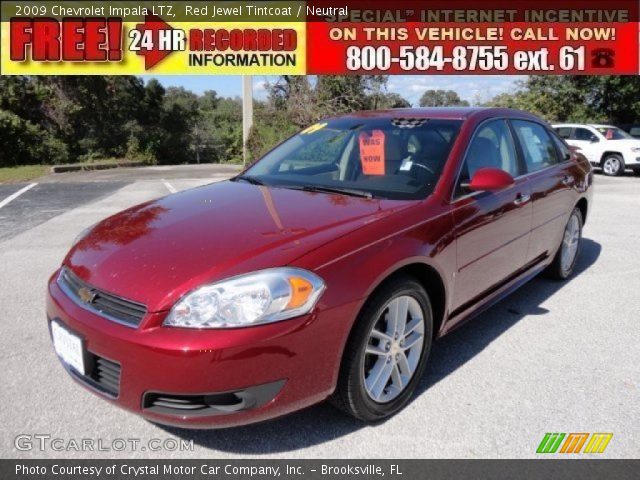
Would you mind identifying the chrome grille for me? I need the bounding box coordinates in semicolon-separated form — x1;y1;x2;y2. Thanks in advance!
58;267;147;328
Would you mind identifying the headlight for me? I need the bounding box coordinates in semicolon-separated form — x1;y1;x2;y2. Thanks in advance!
164;268;325;329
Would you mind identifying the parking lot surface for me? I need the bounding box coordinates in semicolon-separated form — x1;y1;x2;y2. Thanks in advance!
1;165;638;458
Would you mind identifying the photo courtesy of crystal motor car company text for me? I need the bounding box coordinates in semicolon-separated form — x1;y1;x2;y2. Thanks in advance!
0;0;639;476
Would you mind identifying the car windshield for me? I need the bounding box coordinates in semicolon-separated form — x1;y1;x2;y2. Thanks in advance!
595;126;633;140
239;117;462;200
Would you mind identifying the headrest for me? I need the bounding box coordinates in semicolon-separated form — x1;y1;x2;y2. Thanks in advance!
384;134;405;162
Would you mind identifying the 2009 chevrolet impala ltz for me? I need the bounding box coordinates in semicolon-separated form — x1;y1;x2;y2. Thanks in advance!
47;108;593;428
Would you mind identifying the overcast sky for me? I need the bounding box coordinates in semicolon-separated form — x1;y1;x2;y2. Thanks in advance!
140;75;526;106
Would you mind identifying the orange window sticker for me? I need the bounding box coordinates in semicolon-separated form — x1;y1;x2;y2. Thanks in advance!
359;130;386;176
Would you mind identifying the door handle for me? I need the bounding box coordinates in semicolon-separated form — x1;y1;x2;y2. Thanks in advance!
562;175;575;186
513;193;531;206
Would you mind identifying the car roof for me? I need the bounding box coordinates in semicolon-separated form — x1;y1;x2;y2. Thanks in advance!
329;107;541;122
552;123;617;129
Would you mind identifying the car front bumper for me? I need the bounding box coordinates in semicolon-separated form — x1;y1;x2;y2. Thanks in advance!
46;271;356;428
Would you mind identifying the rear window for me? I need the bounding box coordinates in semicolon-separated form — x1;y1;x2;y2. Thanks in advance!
511;120;559;173
594;127;632;140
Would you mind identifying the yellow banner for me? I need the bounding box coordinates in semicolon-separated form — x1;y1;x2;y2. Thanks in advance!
1;19;306;75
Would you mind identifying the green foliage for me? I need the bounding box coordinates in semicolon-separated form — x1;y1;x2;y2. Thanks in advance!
0;109;68;166
0;75;246;167
376;92;411;109
248;75;411;163
247;103;299;163
3;74;639;170
198;96;243;164
484;76;640;123
419;89;470;107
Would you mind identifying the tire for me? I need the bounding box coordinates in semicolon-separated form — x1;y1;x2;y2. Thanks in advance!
633;169;640;177
330;275;433;422
545;207;583;280
601;154;625;176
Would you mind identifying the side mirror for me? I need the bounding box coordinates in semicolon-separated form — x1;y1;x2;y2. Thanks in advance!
465;167;515;192
590;135;599;143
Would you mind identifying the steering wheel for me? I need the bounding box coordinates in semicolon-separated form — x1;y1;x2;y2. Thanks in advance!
411;162;435;175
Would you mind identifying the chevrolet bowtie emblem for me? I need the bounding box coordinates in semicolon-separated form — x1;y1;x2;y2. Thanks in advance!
78;287;97;304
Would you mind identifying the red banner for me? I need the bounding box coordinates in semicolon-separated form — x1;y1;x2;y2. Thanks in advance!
306;0;639;74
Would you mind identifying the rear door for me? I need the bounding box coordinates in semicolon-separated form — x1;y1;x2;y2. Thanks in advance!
451;119;532;311
554;126;573;141
510;120;576;264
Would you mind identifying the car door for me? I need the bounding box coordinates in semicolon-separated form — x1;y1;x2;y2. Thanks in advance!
510;120;576;264
451;119;532;312
554;126;573;141
569;127;602;166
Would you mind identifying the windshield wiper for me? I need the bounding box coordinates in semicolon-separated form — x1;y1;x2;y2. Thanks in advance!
234;175;266;186
295;184;373;199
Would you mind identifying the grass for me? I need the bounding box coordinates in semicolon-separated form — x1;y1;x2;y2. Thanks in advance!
0;165;49;184
0;158;235;183
77;157;152;165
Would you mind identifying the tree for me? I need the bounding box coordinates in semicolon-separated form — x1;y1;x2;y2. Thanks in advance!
0;109;68;166
315;75;389;114
0;74;416;167
247;75;411;163
0;76;46;123
419;89;470;107
266;76;316;127
377;92;411;109
484;76;640;123
34;77;147;159
153;87;200;163
199;96;243;163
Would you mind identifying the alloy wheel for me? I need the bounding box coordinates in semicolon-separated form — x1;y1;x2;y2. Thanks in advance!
362;295;425;403
561;213;581;273
603;157;621;175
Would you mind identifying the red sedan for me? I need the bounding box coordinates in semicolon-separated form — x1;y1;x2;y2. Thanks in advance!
47;108;593;427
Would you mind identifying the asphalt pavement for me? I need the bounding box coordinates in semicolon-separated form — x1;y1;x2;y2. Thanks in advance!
0;165;638;458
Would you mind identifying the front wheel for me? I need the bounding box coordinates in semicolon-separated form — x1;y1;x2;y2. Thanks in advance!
545;207;583;280
601;154;625;176
330;276;433;422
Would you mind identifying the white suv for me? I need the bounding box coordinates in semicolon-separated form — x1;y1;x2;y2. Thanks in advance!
552;123;640;176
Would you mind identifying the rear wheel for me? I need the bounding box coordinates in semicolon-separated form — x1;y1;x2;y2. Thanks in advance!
601;154;625;176
331;276;433;422
545;207;583;280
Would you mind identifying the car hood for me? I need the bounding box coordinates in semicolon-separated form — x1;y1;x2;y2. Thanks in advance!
64;180;410;312
615;139;640;149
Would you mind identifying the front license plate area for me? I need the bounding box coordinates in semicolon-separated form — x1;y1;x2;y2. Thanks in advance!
51;321;85;375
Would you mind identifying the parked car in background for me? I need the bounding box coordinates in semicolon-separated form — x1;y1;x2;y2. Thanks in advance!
618;124;640;139
553;123;640;176
47;108;593;428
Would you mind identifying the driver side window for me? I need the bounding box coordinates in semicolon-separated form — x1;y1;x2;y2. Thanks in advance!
456;120;519;196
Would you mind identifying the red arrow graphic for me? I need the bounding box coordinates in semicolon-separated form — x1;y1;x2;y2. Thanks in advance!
133;15;176;70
